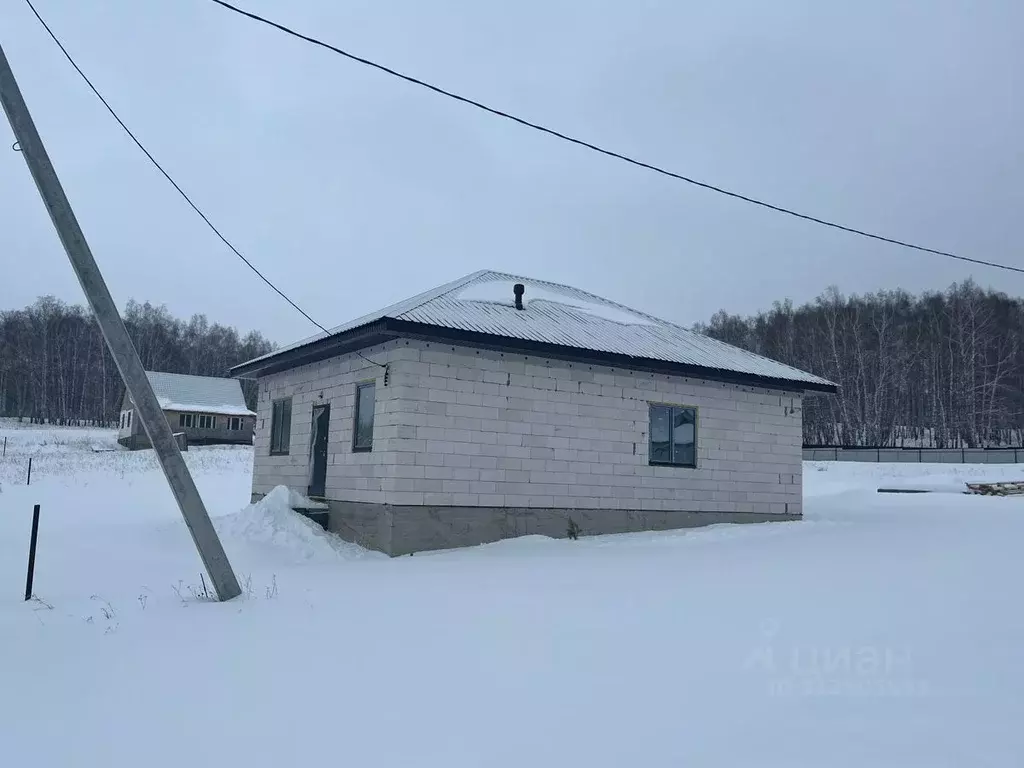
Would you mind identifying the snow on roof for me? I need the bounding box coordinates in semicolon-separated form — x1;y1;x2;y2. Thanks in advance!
133;372;256;416
237;270;836;390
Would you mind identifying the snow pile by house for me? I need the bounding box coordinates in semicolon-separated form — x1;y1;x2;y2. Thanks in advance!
216;485;370;563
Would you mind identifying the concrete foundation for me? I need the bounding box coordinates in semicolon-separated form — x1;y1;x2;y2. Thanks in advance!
250;493;800;556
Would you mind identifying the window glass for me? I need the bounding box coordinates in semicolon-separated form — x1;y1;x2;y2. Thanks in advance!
672;408;696;467
649;405;672;464
649;404;697;467
353;383;375;451
270;398;292;454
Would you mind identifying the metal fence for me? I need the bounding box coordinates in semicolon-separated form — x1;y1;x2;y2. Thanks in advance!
803;447;1024;464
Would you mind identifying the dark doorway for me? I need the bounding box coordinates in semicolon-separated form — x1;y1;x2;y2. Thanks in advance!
308;403;330;498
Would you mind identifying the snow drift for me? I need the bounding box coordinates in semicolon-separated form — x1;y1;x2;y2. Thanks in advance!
215;485;370;563
4;425;1024;767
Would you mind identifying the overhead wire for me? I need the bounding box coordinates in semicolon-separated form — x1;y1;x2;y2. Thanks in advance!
22;0;390;370
209;0;1024;276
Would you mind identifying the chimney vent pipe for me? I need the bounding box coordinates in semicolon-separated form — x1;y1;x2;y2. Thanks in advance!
513;283;525;311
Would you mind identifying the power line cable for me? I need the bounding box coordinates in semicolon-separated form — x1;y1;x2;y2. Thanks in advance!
23;0;329;335
210;0;1024;276
24;0;390;368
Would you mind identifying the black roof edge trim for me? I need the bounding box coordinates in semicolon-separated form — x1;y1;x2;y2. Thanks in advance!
230;316;837;394
229;320;394;379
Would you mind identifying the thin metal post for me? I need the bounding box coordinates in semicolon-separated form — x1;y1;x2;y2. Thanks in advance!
26;456;32;485
0;44;240;600
25;504;40;601
3;435;6;457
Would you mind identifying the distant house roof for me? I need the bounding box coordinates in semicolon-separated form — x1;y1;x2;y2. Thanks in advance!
231;270;837;393
132;372;256;416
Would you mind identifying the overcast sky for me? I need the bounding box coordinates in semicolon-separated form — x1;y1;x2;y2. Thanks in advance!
2;0;1021;344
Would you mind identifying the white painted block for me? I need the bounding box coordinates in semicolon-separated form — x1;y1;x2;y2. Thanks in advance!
252;339;805;517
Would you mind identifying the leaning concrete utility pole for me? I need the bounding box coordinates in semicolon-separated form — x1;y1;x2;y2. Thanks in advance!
0;43;241;600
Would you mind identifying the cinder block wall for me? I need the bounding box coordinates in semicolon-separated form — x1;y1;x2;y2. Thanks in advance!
250;338;804;531
381;339;804;516
250;344;400;500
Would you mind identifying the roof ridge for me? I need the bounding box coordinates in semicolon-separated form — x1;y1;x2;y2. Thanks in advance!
430;273;798;374
322;270;488;332
394;270;489;313
258;271;489;359
473;270;673;327
231;269;836;391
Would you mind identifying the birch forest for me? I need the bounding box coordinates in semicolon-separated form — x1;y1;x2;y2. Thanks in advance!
0;297;273;425
696;280;1024;448
2;280;1023;447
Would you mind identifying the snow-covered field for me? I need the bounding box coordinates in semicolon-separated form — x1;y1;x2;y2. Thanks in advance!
2;424;1023;767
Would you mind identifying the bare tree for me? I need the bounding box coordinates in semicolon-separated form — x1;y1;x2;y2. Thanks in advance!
697;281;1024;448
0;296;275;423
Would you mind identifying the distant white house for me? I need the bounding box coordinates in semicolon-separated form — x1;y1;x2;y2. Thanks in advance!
231;270;837;555
118;371;256;450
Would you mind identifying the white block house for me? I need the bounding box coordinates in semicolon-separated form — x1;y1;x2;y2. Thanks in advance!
117;371;256;450
231;270;836;555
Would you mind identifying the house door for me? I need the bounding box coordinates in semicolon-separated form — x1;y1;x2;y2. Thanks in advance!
308;403;330;498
